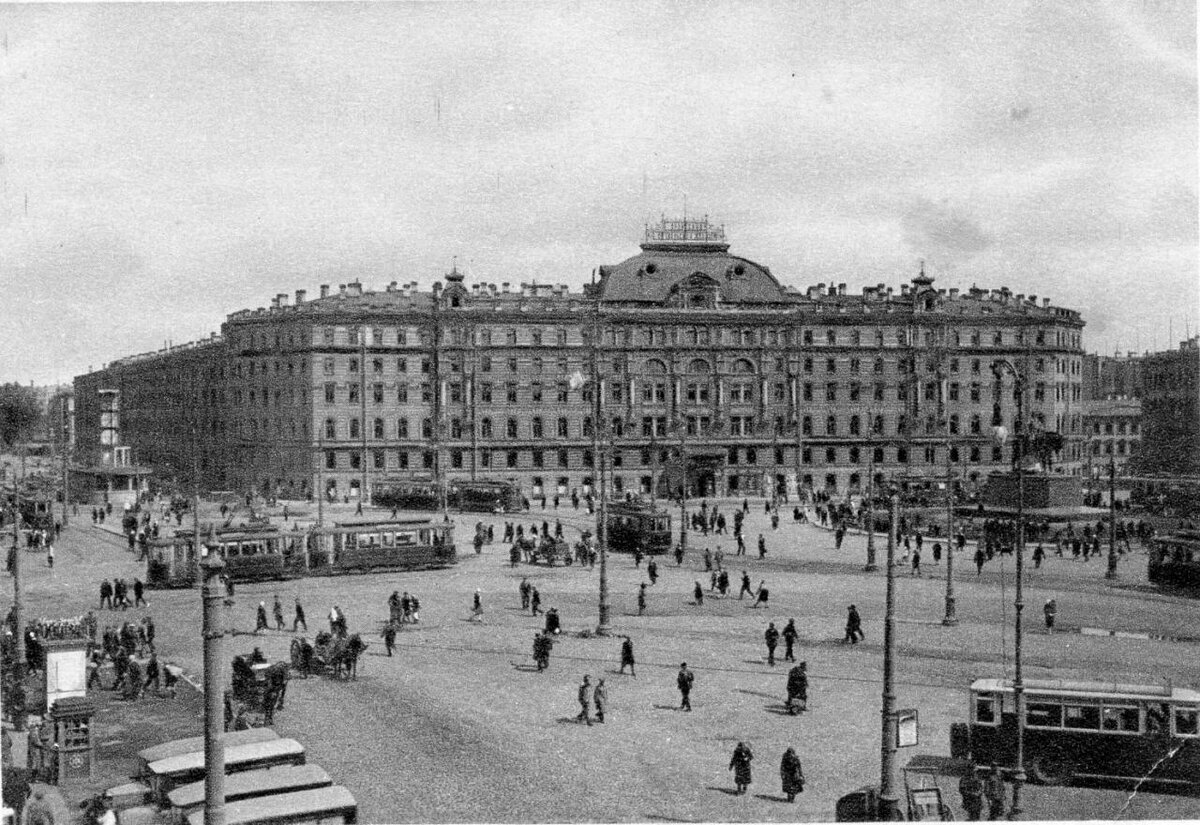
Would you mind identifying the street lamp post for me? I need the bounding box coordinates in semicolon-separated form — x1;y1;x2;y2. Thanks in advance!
676;417;688;557
1105;455;1118;579
9;450;27;730
878;490;901;821
941;365;957;627
993;358;1028;819
863;417;878;572
200;546;226;825
584;295;611;637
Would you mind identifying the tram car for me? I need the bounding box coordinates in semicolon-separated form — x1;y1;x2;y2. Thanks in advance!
605;501;673;555
372;481;441;512
147;525;306;587
1148;529;1200;590
305;518;456;574
449;480;524;513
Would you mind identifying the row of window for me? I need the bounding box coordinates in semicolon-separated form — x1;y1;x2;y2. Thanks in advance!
318;443;1008;472
1090;420;1140;436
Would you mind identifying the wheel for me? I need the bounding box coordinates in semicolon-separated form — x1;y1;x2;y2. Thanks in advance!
1028;753;1073;785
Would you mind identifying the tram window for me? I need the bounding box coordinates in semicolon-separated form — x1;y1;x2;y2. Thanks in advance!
1101;706;1140;733
974;695;997;725
1026;703;1062;728
382;533;394;547
397;532;416;546
1146;703;1169;733
1173;708;1199;737
1064;705;1100;730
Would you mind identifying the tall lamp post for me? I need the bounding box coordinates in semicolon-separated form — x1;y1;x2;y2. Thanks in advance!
878;488;901;821
863;411;878;572
1105;455;1118;579
200;545;226;825
992;358;1027;819
579;291;611;636
939;366;957;626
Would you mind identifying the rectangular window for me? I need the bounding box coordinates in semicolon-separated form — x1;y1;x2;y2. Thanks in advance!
506;383;518;403
974;695;998;726
373;383;384;403
421;383;432;403
531;383;543;403
532;450;544;468
1063;705;1100;730
324;383;336;404
1101;706;1141;734
373;449;385;469
323;357;336;375
1174;708;1199;737
349;385;360;404
397;385;408;403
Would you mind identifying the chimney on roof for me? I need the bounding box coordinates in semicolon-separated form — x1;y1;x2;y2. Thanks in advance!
900;284;910;296
320;284;330;298
1028;295;1036;305
1042;298;1051;307
838;283;846;296
949;288;959;298
295;289;306;304
502;282;510;293
277;293;288;307
269;296;279;309
346;281;363;298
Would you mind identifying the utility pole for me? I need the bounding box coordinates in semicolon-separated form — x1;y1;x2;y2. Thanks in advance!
864;414;877;571
589;294;610;636
1105;455;1118;579
316;428;325;528
10;446;26;730
191;425;201;573
59;395;69;527
878;490;900;821
200;547;226;825
359;329;368;507
940;361;957;626
678;417;687;557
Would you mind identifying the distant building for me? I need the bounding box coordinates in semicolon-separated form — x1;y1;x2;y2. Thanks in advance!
1081;397;1141;476
1082;352;1143;401
1137;337;1200;476
74;217;1087;502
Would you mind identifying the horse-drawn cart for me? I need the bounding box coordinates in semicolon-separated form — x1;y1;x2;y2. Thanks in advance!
230;653;289;723
527;536;573;566
290;632;367;680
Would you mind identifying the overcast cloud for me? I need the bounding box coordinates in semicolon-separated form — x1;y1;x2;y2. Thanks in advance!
1;1;1195;384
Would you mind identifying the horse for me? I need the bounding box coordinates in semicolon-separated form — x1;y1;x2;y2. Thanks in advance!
329;633;368;680
262;661;290;710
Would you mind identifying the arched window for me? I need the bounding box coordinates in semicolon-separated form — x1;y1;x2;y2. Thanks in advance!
687;358;711;374
557;417;569;438
645;358;668;374
732;358;755;374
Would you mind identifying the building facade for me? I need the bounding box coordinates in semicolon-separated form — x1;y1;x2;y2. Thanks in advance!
1081;397;1141;477
1136;337;1200;477
74;217;1087;502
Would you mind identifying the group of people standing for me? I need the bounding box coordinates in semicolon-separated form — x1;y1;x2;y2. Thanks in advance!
99;577;145;610
728;742;806;803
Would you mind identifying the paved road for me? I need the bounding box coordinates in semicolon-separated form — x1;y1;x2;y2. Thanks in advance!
10;499;1199;821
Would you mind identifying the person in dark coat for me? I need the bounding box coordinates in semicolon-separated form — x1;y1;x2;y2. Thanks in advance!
143;653;161;694
575;675;593;725
693;581;704;606
752;581;770;608
984;764;1006;820
780;747;804;802
959;768;984;821
844;605;864;644
677;662;693;711
738;571;753;600
647;559;658;585
273;595;285;631
293;599;307;632
782;618;798;662
133;579;147;607
764;622;780;666
255;602;269;634
100;579;113;610
619;636;636;676
786;662;808;714
382;622;397;656
592;678;607;723
530;588;542;616
637;583;647;616
729;742;753;794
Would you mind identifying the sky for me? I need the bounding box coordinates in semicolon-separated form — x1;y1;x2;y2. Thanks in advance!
1;1;1196;386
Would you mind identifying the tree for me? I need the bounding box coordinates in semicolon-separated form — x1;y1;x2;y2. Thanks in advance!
0;383;43;449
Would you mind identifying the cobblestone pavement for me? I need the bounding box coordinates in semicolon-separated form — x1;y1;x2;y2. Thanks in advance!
10;500;1199;822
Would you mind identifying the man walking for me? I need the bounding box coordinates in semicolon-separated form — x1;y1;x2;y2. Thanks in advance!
255;601;269;634
273;595;285;631
782;618;798;662
382;622;396;657
576;675;593;726
764;622;780;666
677;662;694;711
758;534;767;559
738;571;753;600
593;678;607;723
1043;598;1057;633
638;583;647;616
293;598;307;631
619;636;636;676
100;579;113;610
844;605;864;644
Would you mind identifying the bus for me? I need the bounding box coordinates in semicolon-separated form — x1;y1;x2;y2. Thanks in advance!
185;786;357;825
606;501;673;555
146;739;306;804
450;480;524;513
951;678;1200;788
137;728;279;778
167;765;333;822
306;519;456;573
1148;530;1200;589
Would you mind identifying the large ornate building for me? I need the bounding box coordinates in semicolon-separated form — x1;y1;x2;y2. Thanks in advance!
75;217;1086;503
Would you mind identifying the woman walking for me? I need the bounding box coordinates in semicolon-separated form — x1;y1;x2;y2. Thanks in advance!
729;741;753;795
780;747;805;803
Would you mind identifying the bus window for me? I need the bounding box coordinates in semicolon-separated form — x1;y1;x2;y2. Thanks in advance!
1026;703;1062;728
974;695;997;725
1173;708;1199;737
1100;706;1140;733
1064;705;1100;730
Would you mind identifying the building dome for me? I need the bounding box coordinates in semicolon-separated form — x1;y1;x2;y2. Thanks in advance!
597;216;787;306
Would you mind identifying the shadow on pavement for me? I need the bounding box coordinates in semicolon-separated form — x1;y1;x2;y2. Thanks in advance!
755;793;791;803
705;786;741;797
